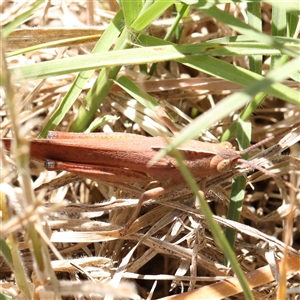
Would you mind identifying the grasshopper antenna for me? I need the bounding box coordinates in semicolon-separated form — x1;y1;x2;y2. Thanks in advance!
238;121;300;156
236;121;300;192
237;157;298;192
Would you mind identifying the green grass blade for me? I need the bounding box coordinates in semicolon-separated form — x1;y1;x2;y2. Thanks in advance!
10;40;299;106
115;76;158;110
208;35;300;44
221;2;263;141
247;2;262;74
226;176;247;251
225;119;251;266
121;0;143;28
38;10;124;137
287;11;299;37
178;55;299;105
196;4;297;57
131;0;176;32
149;3;189;75
70;27;130;132
84;115;119;133
138;34;300;105
0;293;15;300
221;92;266;141
11;43;289;80
0;238;13;270
2;0;44;39
172;151;254;300
272;6;287;37
181;0;300;15
271;6;289;70
10;241;32;300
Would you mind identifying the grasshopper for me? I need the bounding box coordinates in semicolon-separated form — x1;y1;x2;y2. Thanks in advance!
2;117;299;235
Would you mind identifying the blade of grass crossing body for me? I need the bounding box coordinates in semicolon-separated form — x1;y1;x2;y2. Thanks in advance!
172;150;254;300
39;10;124;137
225;119;251;267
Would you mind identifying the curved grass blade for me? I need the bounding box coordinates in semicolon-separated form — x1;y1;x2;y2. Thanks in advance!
38;10;124;137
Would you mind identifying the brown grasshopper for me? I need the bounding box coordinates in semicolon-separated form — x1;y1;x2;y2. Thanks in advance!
2;115;299;235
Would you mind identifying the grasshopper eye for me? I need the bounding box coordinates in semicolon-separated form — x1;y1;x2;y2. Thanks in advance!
217;159;231;173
